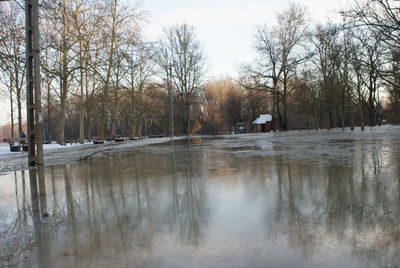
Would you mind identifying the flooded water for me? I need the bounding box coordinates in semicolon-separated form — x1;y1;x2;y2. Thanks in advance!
0;135;399;267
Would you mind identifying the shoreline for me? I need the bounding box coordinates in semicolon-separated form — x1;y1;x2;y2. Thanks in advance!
1;125;399;174
0;136;186;174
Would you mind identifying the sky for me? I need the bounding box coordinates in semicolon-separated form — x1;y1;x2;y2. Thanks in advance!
138;0;348;78
0;0;348;126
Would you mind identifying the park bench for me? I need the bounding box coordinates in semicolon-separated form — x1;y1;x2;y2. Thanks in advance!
64;139;79;145
3;138;28;152
106;135;125;142
91;136;104;144
149;134;164;138
114;135;124;142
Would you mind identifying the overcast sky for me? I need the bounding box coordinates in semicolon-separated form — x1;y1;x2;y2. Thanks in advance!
0;0;348;126
138;0;348;77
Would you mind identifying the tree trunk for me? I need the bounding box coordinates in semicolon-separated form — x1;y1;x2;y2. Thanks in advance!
130;73;135;135
47;79;52;142
138;116;143;138
359;103;365;131
17;90;22;135
137;84;144;138
79;40;85;144
350;105;354;131
368;94;375;127
58;76;67;144
58;67;68;144
99;11;117;140
58;0;68;145
271;79;278;131
111;93;118;137
86;58;93;140
328;111;333;130
187;99;190;135
111;59;121;137
12;63;23;136
339;104;345;131
368;75;376;126
276;94;283;131
9;85;14;139
99;105;105;141
282;72;289;131
282;92;288;131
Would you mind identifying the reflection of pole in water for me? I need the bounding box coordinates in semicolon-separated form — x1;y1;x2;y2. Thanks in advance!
171;142;178;216
29;168;42;266
64;166;75;218
29;168;49;221
14;171;18;196
29;169;40;225
29;168;50;267
63;165;79;266
50;167;58;216
22;170;27;212
38;166;48;216
13;171;21;213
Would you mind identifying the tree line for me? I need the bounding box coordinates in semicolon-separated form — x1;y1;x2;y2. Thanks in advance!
1;0;399;144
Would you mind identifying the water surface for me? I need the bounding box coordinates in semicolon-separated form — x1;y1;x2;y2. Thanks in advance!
0;135;399;267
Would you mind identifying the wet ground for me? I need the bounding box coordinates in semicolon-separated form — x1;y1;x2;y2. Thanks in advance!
0;128;400;267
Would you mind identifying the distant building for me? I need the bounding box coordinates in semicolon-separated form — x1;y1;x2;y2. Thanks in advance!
252;114;276;132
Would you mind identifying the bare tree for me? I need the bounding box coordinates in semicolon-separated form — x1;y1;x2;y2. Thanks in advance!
122;42;155;137
344;0;400;49
240;3;308;130
0;3;26;136
350;28;384;126
157;24;205;135
310;24;343;129
70;0;101;143
90;0;142;140
344;0;400;102
41;0;82;144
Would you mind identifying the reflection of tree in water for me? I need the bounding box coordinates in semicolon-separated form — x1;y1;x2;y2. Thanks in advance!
269;157;322;258
0;168;52;267
1;137;398;267
166;145;209;247
0;170;32;266
261;149;400;267
1;146;210;267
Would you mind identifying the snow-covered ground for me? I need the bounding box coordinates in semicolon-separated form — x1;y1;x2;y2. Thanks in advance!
1;125;399;173
0;140;85;155
0;137;184;173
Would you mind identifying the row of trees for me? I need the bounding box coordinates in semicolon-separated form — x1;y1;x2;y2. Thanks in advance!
1;0;399;144
240;1;400;130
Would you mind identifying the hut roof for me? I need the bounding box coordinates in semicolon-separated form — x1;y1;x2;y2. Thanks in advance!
252;114;272;124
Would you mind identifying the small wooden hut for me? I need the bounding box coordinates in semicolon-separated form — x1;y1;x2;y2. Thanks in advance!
252;114;273;132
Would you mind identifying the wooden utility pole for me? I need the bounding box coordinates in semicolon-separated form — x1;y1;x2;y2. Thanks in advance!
0;0;44;165
25;0;44;166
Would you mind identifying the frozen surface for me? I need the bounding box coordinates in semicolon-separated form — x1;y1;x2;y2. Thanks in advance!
0;126;399;268
0;137;184;173
1;126;399;174
150;125;400;167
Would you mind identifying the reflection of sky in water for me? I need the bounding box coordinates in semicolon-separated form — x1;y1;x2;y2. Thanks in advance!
0;133;399;267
